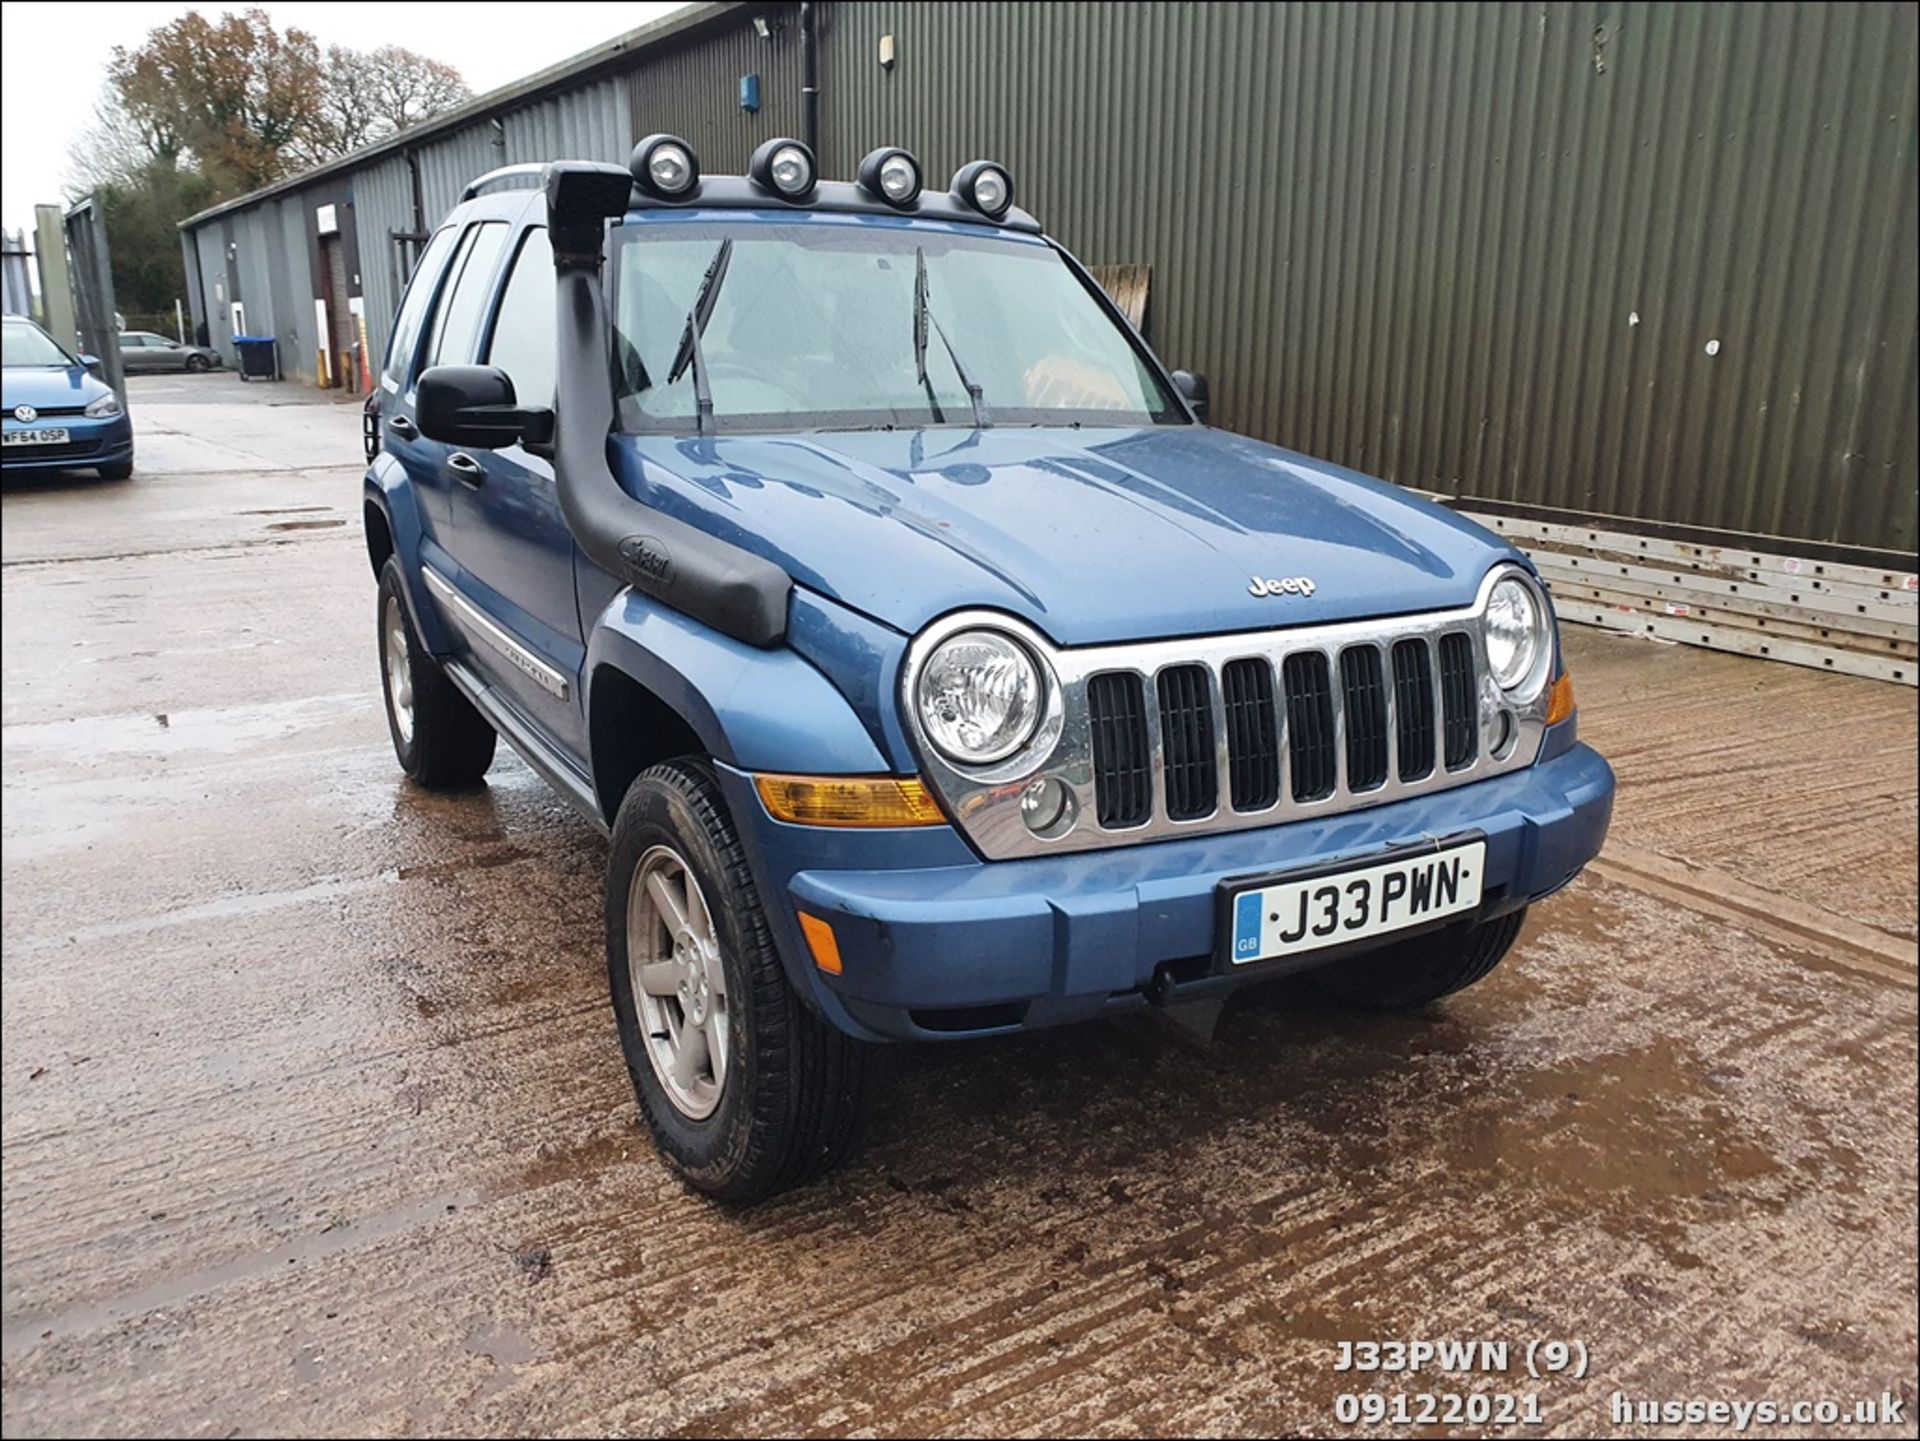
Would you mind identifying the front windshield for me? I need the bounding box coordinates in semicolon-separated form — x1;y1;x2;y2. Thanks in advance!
609;219;1182;432
4;323;75;368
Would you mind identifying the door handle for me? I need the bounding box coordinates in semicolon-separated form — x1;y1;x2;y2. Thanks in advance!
447;451;486;486
387;414;417;439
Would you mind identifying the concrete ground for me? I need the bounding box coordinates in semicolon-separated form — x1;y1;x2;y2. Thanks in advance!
2;374;1915;1437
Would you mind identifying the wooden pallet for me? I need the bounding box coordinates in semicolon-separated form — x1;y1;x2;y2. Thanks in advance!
1450;508;1919;686
1089;264;1151;334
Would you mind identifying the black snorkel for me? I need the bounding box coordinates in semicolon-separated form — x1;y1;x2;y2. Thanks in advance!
545;160;791;648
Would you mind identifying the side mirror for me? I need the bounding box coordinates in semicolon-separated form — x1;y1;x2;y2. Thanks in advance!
416;364;554;450
79;354;103;376
1170;369;1210;424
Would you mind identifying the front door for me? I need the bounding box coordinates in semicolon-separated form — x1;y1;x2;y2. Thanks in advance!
440;224;587;756
378;222;474;549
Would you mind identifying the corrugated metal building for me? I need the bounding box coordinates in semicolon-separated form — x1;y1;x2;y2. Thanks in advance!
180;0;1918;561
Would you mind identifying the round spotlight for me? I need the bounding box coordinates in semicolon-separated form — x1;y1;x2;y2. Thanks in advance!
632;133;698;198
749;137;817;200
951;160;1013;219
857;146;922;207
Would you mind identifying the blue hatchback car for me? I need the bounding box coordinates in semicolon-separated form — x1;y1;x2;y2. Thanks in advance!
363;140;1614;1199
2;316;134;479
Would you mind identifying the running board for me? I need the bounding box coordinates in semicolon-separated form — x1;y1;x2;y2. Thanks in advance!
442;658;609;835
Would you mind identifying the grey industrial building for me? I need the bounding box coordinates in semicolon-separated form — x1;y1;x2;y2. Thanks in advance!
179;0;1917;562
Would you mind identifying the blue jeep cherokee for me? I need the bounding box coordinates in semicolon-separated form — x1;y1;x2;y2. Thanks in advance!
363;138;1614;1199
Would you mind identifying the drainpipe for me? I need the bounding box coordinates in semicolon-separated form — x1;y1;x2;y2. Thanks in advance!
406;146;424;236
799;1;819;157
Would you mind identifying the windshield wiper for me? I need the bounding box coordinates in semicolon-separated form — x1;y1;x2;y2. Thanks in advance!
913;245;987;428
661;237;733;432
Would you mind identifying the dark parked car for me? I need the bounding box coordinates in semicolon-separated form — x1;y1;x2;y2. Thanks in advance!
118;331;220;373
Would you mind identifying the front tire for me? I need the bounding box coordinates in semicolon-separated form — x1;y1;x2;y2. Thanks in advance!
1314;908;1528;1010
97;459;133;481
376;558;496;788
607;759;866;1201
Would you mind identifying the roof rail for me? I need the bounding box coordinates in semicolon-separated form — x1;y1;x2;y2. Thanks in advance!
461;164;548;202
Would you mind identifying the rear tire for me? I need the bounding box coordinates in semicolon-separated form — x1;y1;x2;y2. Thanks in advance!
1314;908;1528;1010
97;459;133;481
186;353;210;373
607;759;867;1202
376;558;496;788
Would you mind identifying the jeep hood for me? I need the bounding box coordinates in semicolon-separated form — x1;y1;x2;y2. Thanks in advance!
613;425;1517;646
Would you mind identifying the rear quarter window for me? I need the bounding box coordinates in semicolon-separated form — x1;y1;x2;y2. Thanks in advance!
382;226;459;386
424;222;511;370
483;228;556;407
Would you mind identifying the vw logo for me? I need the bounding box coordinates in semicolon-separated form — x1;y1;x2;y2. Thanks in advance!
13;405;36;423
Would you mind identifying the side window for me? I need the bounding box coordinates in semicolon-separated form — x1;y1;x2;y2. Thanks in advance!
484;228;555;407
424;221;510;369
383;225;459;384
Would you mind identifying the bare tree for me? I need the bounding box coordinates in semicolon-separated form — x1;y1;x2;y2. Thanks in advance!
66;93;172;193
366;45;471;133
289;44;474;164
299;44;388;164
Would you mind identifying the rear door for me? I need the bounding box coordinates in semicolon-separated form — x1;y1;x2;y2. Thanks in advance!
440;222;587;755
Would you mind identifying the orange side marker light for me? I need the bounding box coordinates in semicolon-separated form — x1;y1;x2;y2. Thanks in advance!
797;911;843;975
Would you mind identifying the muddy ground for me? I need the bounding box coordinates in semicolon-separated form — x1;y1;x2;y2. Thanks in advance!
2;375;1915;1437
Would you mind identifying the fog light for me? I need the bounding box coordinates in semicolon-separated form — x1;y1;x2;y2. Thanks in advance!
771;146;810;192
1484;706;1515;758
750;137;817;199
880;154;918;200
951;160;1014;219
1019;775;1076;838
858;147;923;207
633;133;699;198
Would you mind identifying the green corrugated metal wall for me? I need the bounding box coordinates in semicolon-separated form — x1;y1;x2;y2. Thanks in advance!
817;1;1918;555
628;14;809;179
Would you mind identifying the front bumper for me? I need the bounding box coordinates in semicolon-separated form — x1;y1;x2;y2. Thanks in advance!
720;736;1615;1043
0;413;133;472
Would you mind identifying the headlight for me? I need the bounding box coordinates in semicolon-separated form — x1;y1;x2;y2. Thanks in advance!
1485;577;1549;691
917;630;1041;764
84;393;122;418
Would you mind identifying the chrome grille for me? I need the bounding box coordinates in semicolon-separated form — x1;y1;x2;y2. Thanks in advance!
1281;651;1337;801
1339;645;1391;792
1221;658;1280;811
1439;631;1478;770
1155;664;1217;820
1082;630;1488;830
1086;671;1151;828
903;566;1554;860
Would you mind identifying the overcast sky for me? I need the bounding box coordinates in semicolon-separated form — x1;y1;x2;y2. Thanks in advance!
0;0;689;238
